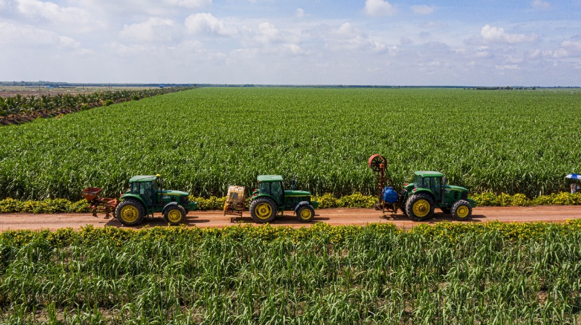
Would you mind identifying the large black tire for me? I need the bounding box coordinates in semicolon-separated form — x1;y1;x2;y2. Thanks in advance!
164;205;187;225
249;197;277;223
296;204;315;223
115;199;145;226
405;193;435;221
451;200;472;221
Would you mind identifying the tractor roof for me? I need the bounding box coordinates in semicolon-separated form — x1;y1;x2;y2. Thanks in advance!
414;171;444;177
257;175;283;182
129;175;158;183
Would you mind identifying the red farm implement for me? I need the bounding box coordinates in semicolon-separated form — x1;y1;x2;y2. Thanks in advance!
81;187;118;219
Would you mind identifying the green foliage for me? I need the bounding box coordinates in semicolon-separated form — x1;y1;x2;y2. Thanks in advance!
0;198;88;213
0;88;580;201
2;191;581;214
470;191;581;207
1;222;581;323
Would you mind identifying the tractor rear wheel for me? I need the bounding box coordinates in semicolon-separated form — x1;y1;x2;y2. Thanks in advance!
405;193;435;221
164;205;187;225
296;205;315;223
250;197;277;223
451;200;472;221
115;200;145;226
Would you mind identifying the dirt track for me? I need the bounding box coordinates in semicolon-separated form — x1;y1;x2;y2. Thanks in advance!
1;206;581;231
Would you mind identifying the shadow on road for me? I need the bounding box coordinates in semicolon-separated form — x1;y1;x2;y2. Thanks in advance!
229;214;330;225
104;214;211;229
381;212;486;223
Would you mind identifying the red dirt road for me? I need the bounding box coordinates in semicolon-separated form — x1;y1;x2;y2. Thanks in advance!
1;206;581;231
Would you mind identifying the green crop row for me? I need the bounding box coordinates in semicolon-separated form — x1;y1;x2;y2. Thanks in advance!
1;222;581;323
2;192;581;214
0;88;580;201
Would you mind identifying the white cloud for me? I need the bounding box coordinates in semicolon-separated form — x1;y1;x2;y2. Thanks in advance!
364;0;396;17
167;0;211;9
321;22;387;53
481;24;539;43
250;22;301;47
15;0;99;31
256;22;280;43
495;64;520;70
185;13;237;36
552;35;581;58
411;5;435;15
296;8;305;18
120;18;178;42
0;21;83;50
531;0;551;10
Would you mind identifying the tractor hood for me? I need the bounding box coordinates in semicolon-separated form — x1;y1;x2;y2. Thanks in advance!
285;190;311;197
162;190;189;196
445;185;468;192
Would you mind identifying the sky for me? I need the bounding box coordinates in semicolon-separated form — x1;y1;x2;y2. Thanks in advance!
0;0;580;86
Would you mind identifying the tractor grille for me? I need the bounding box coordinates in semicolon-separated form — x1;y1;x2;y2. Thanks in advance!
180;196;189;205
461;192;468;200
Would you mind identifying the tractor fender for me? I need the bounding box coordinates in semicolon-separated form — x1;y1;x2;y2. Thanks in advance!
294;201;312;213
119;194;146;208
162;202;180;214
467;198;477;208
407;189;436;203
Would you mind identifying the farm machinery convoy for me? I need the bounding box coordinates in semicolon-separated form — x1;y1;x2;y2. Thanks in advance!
83;155;476;226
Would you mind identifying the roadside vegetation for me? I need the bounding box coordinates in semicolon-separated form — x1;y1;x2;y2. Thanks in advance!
1;222;580;323
2;192;581;214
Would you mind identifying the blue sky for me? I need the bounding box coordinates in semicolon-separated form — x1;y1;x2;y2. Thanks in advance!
0;0;580;86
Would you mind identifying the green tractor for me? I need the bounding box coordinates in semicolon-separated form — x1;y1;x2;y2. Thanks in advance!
248;175;319;223
115;174;198;226
369;154;477;221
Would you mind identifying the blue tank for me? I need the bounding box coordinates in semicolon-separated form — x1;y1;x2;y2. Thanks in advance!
382;187;399;204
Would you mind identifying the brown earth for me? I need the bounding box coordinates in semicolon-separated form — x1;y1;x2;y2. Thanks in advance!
1;206;581;232
0;86;154;98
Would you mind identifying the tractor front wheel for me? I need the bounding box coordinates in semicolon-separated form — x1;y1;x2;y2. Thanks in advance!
296;205;315;223
250;197;277;223
405;193;435;221
164;205;187;225
451;200;472;221
115;200;145;226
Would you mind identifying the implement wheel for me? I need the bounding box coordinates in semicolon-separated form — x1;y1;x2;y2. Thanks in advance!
405;193;435;221
115;200;145;226
296;204;315;223
368;154;387;172
250;197;277;223
451;200;472;221
164;205;187;225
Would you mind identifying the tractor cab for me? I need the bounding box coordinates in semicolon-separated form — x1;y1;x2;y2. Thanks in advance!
411;171;446;204
127;175;160;207
256;175;285;205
